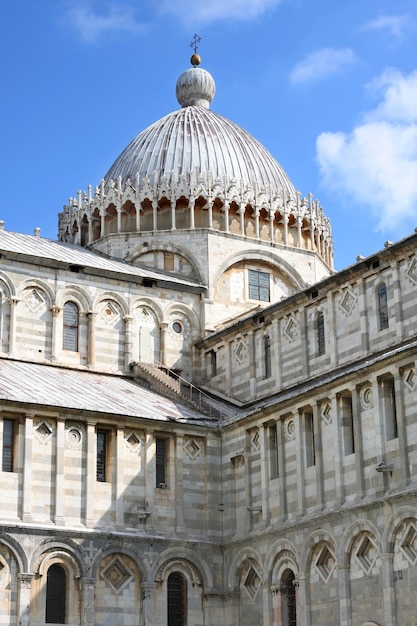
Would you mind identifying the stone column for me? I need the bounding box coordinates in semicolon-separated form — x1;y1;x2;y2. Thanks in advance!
117;205;121;233
152;199;158;231
8;296;19;356
145;432;155;528
295;413;306;516
22;414;34;523
50;305;62;361
80;577;96;626
159;322;169;366
239;203;245;236
124;315;133;372
271;585;281;626
395;371;410;486
338;565;352;626
260;425;269;527
17;573;34;626
115;425;125;529
141;581;156;625
84;421;96;527
208;197;213;229
352;387;365;498
175;434;184;533
269;209;275;242
297;217;302;248
87;311;97;368
136;203;141;231
297;573;308;626
100;208;105;237
189;197;195;229
170;198;176;230
255;207;260;239
277;418;287;521
54;417;65;525
313;403;324;510
224;203;230;233
381;552;396;626
283;214;289;246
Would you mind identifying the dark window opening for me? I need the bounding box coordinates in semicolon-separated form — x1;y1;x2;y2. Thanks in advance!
305;412;315;467
46;563;66;624
281;569;297;626
96;431;107;482
269;424;279;480
264;335;272;379
317;312;325;356
168;572;187;626
2;419;15;472
378;283;389;330
156;437;167;487
381;375;398;440
341;394;355;455
248;269;270;302
63;301;79;351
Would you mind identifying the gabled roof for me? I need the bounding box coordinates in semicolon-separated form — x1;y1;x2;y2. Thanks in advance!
0;230;204;290
0;359;212;424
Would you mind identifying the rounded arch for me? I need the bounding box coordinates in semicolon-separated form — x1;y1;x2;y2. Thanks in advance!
0;533;28;573
128;242;204;284
37;549;82;579
131;297;164;323
301;529;338;573
382;506;417;554
212;248;305;296
30;538;86;577
152;547;213;592
163;301;201;331
0;270;15;297
227;546;263;592
90;541;150;581
339;519;382;567
55;285;92;312
93;291;129;317
17;278;55;308
264;539;300;585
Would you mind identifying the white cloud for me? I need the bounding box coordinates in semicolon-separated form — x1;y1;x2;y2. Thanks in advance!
362;14;415;39
155;0;281;24
316;69;417;233
289;48;357;84
65;1;145;43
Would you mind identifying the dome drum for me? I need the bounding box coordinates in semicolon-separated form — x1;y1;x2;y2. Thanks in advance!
58;174;333;268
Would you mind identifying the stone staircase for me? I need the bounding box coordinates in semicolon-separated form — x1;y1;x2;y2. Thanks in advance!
130;361;234;420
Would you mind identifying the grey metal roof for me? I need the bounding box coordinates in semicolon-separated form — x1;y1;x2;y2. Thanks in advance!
0;230;203;288
0;359;211;423
104;105;297;198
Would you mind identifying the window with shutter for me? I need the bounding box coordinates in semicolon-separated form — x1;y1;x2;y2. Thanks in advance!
167;572;187;626
46;563;66;623
63;302;79;351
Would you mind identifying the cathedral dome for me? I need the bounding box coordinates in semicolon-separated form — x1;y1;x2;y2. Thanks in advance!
103;65;296;199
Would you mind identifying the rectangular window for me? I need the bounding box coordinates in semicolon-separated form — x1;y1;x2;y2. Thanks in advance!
264;335;272;379
304;412;315;467
268;424;279;479
381;375;398;440
209;350;217;377
248;269;270;302
317;312;325;356
2;419;15;472
156;437;166;487
340;393;355;455
63;302;79;351
96;431;107;482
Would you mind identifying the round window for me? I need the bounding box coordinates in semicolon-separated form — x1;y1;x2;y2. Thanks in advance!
172;321;182;334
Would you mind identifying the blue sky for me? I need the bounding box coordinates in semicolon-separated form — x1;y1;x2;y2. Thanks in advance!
1;0;416;270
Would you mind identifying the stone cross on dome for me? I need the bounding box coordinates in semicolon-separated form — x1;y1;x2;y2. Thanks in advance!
190;33;202;67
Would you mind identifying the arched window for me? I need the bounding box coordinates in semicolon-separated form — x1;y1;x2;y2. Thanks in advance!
281;569;297;626
167;571;187;626
63;302;79;351
317;312;325;355
263;334;271;379
46;563;66;623
378;283;389;330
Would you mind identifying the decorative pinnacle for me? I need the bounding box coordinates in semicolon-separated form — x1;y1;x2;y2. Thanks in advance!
190;33;201;66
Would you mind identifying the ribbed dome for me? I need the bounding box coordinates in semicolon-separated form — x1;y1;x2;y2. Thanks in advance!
104;105;296;198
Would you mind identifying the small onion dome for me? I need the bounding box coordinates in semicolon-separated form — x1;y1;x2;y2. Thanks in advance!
176;67;215;108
